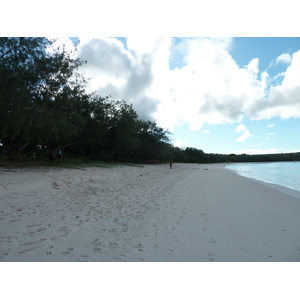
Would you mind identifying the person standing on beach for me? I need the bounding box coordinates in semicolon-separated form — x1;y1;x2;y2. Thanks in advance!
169;160;173;169
58;147;62;163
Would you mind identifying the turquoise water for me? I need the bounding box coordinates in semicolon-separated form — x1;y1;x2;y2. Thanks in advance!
226;161;300;193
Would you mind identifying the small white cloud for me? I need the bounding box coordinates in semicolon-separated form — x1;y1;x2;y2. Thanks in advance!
276;53;292;65
266;124;275;128
203;130;209;133
266;132;276;135
235;131;252;142
235;124;247;133
234;124;252;142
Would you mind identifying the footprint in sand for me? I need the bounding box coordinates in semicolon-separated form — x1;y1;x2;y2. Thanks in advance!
207;253;215;261
63;248;74;254
75;255;90;262
0;251;9;256
210;238;216;244
18;245;42;254
114;254;127;262
133;244;143;252
109;242;118;250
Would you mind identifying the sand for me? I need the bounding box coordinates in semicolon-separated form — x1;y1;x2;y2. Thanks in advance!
1;163;300;262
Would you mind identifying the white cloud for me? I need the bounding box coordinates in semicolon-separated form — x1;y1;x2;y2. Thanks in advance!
235;131;252;142
266;132;276;135
203;130;209;133
235;124;247;133
276;53;292;64
234;124;252;142
266;124;275;128
75;37;166;121
248;50;300;120
61;37;300;131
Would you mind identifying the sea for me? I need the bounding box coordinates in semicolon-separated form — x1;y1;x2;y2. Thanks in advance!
226;161;300;193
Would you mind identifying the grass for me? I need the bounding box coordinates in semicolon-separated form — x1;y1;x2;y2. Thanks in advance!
0;156;144;170
58;159;144;169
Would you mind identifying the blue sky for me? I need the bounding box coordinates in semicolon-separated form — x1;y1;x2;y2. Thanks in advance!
59;37;300;155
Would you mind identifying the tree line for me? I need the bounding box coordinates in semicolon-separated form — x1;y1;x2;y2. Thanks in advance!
0;37;172;162
1;37;299;164
170;147;300;164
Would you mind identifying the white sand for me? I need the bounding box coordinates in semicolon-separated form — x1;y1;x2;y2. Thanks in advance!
1;163;300;262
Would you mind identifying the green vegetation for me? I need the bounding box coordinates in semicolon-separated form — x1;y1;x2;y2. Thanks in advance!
0;38;172;164
168;147;300;164
1;37;299;167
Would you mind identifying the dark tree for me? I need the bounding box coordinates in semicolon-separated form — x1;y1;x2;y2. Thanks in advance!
0;37;88;158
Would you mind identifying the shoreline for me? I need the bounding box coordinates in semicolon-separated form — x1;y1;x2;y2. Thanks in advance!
225;164;300;199
1;163;300;262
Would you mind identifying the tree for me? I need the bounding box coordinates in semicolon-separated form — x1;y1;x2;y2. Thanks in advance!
0;37;173;163
0;37;88;158
73;93;112;158
106;100;141;161
0;38;51;157
133;120;172;162
184;147;206;163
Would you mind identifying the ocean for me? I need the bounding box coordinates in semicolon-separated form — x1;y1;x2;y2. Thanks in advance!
226;161;300;193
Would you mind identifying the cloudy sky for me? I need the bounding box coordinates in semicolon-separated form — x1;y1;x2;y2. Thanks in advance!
57;36;299;155
8;1;299;155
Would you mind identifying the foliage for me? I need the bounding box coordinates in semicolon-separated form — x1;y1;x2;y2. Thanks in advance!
167;147;300;164
0;37;88;158
0;37;172;162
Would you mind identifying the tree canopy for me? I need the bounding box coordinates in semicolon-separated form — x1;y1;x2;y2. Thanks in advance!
0;37;172;162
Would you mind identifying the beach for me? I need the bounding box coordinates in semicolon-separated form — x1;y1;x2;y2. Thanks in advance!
1;163;300;262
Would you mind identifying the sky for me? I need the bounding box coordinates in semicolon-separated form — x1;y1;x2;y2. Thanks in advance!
55;36;300;155
5;1;299;155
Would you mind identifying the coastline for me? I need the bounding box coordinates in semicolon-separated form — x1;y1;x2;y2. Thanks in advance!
225;161;300;194
1;163;300;262
225;163;300;199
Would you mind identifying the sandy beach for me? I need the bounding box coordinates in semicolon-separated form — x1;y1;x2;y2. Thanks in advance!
1;163;300;262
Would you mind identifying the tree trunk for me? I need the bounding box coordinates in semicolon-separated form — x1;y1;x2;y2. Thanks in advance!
17;138;30;157
11;143;16;160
